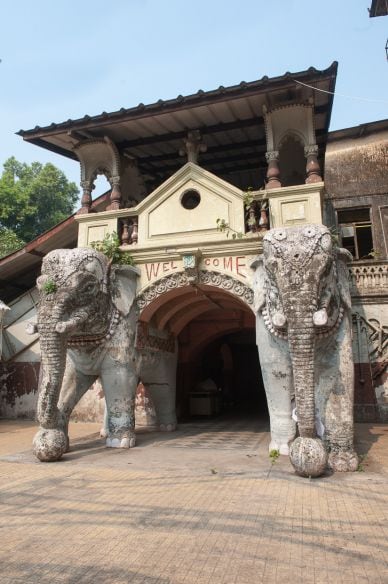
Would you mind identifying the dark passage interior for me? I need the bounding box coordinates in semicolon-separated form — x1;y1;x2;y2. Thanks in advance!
200;330;267;414
177;327;268;423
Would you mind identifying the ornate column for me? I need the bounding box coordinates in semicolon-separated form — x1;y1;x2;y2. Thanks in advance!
179;130;207;164
74;137;122;213
304;145;322;183
265;151;281;189
78;181;94;214
108;175;122;211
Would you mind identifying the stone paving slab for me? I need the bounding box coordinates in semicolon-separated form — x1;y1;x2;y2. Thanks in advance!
0;419;387;583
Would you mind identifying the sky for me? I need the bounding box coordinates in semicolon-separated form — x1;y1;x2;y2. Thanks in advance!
0;0;387;196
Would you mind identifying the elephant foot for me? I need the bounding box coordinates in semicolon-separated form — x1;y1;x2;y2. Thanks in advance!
328;449;358;472
106;434;136;449
269;440;290;456
33;428;67;462
289;437;327;478
159;423;177;432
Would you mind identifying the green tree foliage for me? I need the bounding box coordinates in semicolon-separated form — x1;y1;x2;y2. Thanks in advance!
0;157;79;244
0;226;25;258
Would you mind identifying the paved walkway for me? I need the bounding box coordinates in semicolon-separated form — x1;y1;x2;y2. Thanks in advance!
0;417;387;583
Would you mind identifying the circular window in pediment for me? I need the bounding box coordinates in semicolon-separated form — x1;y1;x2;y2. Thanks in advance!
181;189;201;210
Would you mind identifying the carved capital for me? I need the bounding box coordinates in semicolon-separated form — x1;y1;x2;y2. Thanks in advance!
265;150;279;162
78;181;94;214
304;144;319;157
265;151;281;189
110;174;121;186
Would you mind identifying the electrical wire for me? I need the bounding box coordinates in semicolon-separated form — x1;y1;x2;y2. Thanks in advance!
293;79;388;104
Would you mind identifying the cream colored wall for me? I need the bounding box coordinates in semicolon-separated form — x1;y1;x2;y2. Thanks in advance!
265;183;324;228
76;163;246;250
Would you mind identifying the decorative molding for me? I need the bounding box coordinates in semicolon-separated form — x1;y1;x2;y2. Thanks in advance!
74;137;121;185
182;252;201;284
136;270;253;311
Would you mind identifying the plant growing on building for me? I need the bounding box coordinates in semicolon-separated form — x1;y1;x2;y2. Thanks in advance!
42;279;57;295
269;449;280;463
216;218;244;239
91;232;134;265
216;187;268;237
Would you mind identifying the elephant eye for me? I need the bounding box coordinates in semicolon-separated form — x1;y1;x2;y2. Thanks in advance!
83;283;95;293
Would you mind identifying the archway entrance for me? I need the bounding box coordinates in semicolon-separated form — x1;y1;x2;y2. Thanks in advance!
139;280;268;426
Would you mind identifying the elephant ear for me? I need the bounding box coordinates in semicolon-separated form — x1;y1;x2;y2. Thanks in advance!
250;255;266;313
111;265;141;316
336;247;352;310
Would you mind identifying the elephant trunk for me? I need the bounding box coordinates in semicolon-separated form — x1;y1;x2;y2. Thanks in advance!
284;291;316;438
36;301;67;429
285;291;328;477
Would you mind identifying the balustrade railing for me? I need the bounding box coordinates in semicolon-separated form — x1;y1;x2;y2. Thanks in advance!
349;260;388;295
119;216;138;246
245;196;269;234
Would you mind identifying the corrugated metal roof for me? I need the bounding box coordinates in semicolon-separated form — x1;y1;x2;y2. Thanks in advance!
18;63;338;192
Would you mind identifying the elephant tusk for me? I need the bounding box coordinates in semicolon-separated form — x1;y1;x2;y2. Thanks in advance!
313;308;328;327
55;311;89;334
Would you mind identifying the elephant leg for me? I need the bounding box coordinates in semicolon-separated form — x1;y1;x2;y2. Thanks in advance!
141;350;177;431
100;359;138;448
256;316;296;455
315;316;358;472
57;357;97;451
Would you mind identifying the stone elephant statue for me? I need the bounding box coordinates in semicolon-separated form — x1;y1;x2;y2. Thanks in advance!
33;247;142;462
252;224;358;477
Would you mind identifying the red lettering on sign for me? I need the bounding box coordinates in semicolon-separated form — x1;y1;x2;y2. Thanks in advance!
171;261;178;269
213;258;220;267
163;262;169;272
204;258;211;266
236;256;246;278
223;257;233;270
145;263;160;281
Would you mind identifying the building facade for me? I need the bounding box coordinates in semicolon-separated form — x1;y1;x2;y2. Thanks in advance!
0;62;387;424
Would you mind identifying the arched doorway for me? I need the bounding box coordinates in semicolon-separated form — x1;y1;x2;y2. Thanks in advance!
138;278;268;426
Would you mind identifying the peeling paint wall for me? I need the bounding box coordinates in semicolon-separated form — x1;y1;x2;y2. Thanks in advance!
0;362;39;418
325;133;388;198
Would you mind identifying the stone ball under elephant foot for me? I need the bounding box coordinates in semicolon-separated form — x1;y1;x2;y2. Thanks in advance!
289;437;327;478
32;428;67;462
328;449;359;472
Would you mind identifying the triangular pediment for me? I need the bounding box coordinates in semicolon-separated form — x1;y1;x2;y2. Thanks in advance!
136;163;245;246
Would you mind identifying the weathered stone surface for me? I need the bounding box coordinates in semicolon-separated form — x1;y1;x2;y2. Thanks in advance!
33;248;142;461
289;437;327;478
253;224;358;477
32;428;67;462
